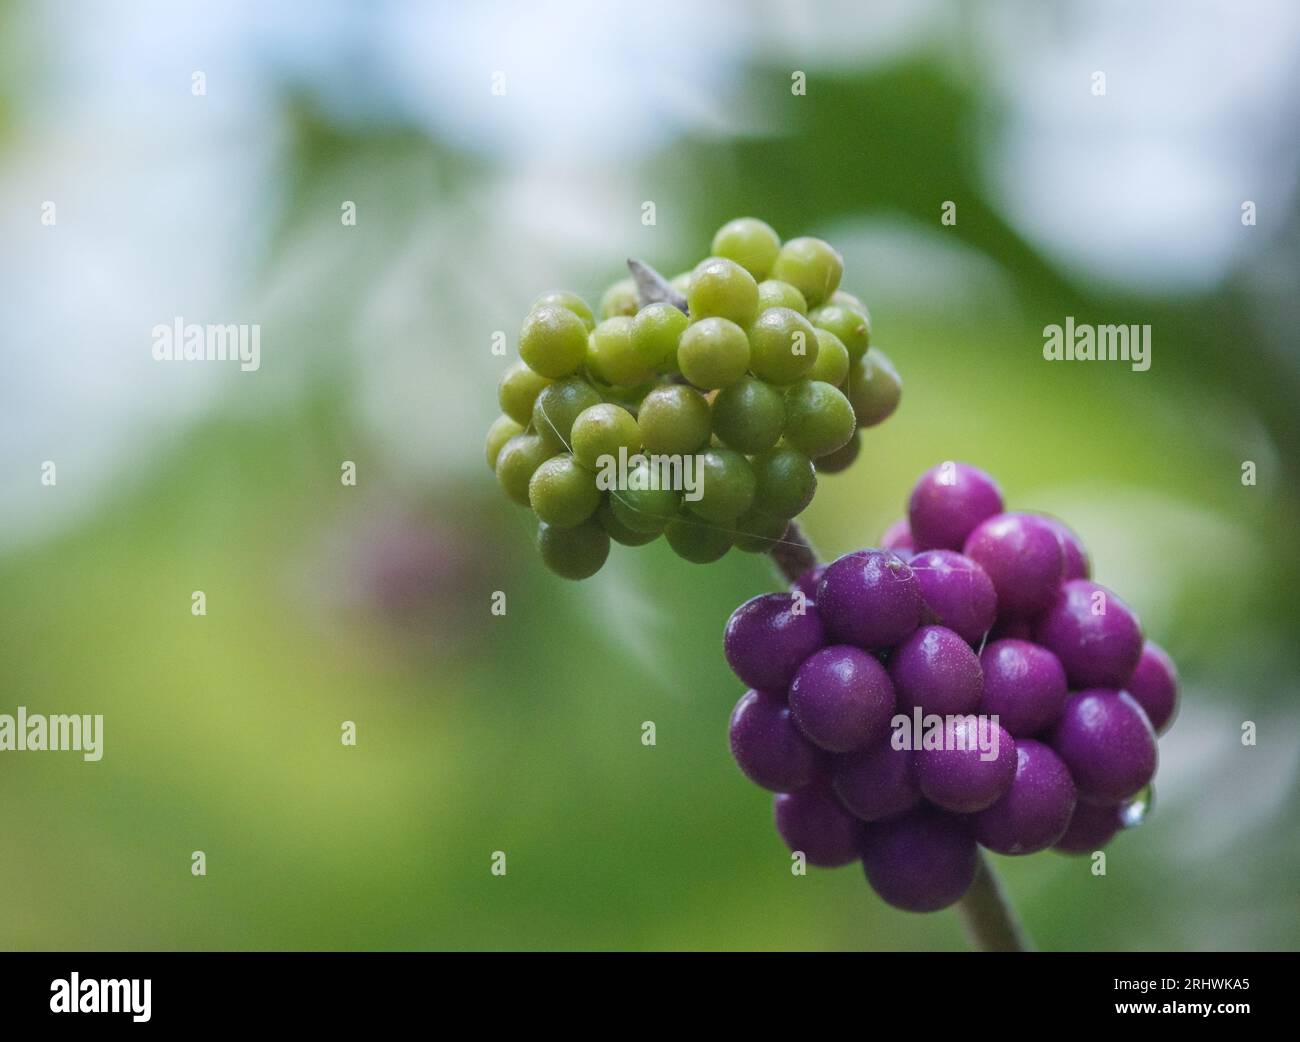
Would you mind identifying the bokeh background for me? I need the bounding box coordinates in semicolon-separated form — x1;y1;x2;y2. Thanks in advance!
2;0;1298;951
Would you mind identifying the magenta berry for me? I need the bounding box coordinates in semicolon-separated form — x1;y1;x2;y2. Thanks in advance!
971;740;1076;854
907;462;1003;551
815;549;921;649
724;592;826;691
789;645;896;753
790;564;826;602
1039;515;1090;580
889;625;983;716
861;806;978;912
962;512;1065;619
729;689;820;792
910;549;997;646
915;715;1017;813
1125;640;1179;734
1035;579;1143;688
879;517;915;553
1054;799;1123;855
830;738;922;822
978;638;1068;738
1050;689;1157;804
773;787;862;867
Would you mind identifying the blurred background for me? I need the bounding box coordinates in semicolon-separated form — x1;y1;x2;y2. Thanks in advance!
2;0;1298;951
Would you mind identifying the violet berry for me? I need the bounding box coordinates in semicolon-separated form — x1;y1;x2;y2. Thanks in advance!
907;461;1003;551
915;715;1017;813
889;625;983;716
1039;514;1090;580
971;739;1077;854
1125;640;1179;734
773;787;862;867
910;549;997;646
830;738;922;822
815;549;921;649
724;592;826;691
861;806;978;912
790;564;826;602
962;512;1065;619
729;689;820;792
1035;579;1143;688
978;638;1069;738
1050;689;1157;804
789;645;896;753
1054;800;1124;855
879;517;915;553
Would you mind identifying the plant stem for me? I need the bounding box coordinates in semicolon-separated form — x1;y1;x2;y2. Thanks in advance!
768;522;1033;953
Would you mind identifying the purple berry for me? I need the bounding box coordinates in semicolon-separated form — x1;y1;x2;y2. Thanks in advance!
1039;515;1090;580
962;512;1065;619
773;787;862;867
1125;640;1178;734
879;517;915;552
816;550;921;650
830;738;922;822
790;564;826;602
910;549;997;646
889;625;983;716
861;806;977;912
1035;579;1143;688
1053;799;1123;854
724;592;827;692
916;715;1017;813
907;461;1004;551
729;689;820;792
971;739;1076;854
1050;689;1157;804
789;645;896;753
978;638;1068;737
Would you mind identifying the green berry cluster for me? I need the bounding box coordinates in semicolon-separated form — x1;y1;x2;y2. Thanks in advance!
485;217;903;580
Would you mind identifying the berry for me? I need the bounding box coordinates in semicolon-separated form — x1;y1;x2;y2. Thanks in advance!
756;279;808;314
608;466;682;534
687;257;760;327
599;277;639;319
495;434;553;506
532;377;603;452
916;716;1017;813
813;430;860;474
879;518;915;553
808;328;850;387
711;217;781;281
829;288;865;310
519;304;588;378
783;380;856;459
531;290;595;330
1040;515;1090;580
692;448;757;523
711;376;785;454
677;316;751;390
816;550;921;649
774;788;862;868
497;359;552;426
831;738;922;822
536;519;609;580
1050;689;1157;804
732;509;789;554
570;403;640;472
528;455;601;528
971;740;1076;855
978;639;1068;738
1053;800;1123;855
630;302;689;371
1035;579;1143;688
586;315;651;387
963;513;1065;618
789;645;896;753
724;592;827;691
595;496;659;546
751;447;817;518
637;384;712;455
846;348;902;427
747;307;819;384
664;514;732;563
485;415;523;472
809;303;871;361
909;549;997;645
908;462;1004;551
861;806;977;912
729;689;819;792
889;625;983;716
790;564;826;602
1125;640;1179;734
770;237;843;307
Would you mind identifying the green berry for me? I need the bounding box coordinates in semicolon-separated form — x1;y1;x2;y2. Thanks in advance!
586;316;651;387
770;237;843;307
495;433;554;506
747;306;818;384
528;455;601;528
498;360;552;425
687;257;759;327
711;217;781;280
692;448;756;523
678;317;751;390
808;328;850;387
532;377;602;452
537;519;609;580
519;305;589;378
751;447;816;518
711;376;785;454
531;290;595;331
600;278;639;319
664;514;732;563
756;279;808;315
486;415;524;472
733;509;790;553
846;347;902;427
809;303;871;361
630;302;689;371
570;403;641;472
637;384;712;454
783;379;856;458
595;496;660;546
815;429;861;474
609;465;683;534
829;288;864;310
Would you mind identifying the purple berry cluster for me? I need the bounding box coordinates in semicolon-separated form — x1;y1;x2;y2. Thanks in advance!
724;461;1178;913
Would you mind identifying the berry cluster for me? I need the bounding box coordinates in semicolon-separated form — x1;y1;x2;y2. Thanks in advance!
724;461;1178;912
485;218;902;579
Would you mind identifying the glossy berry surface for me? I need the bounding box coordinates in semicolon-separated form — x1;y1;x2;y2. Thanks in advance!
687;256;759;327
789;645;896;753
915;716;1016;813
774;788;862;867
861;806;977;912
978;639;1068;738
1050;688;1157;804
536;519;609;580
677;316;751;389
711;217;781;280
1035;579;1144;688
711;376;785;454
831;739;922;822
816;550;921;649
747;306;819;384
908;462;1004;552
519;304;588;378
909;549;997;646
637;384;711;455
782;380;856;459
770;236;843;307
729;689;819;792
1053;800;1123;855
971;740;1076;855
1125;640;1179;734
889;625;983;716
724;592;826;692
962;512;1065;618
